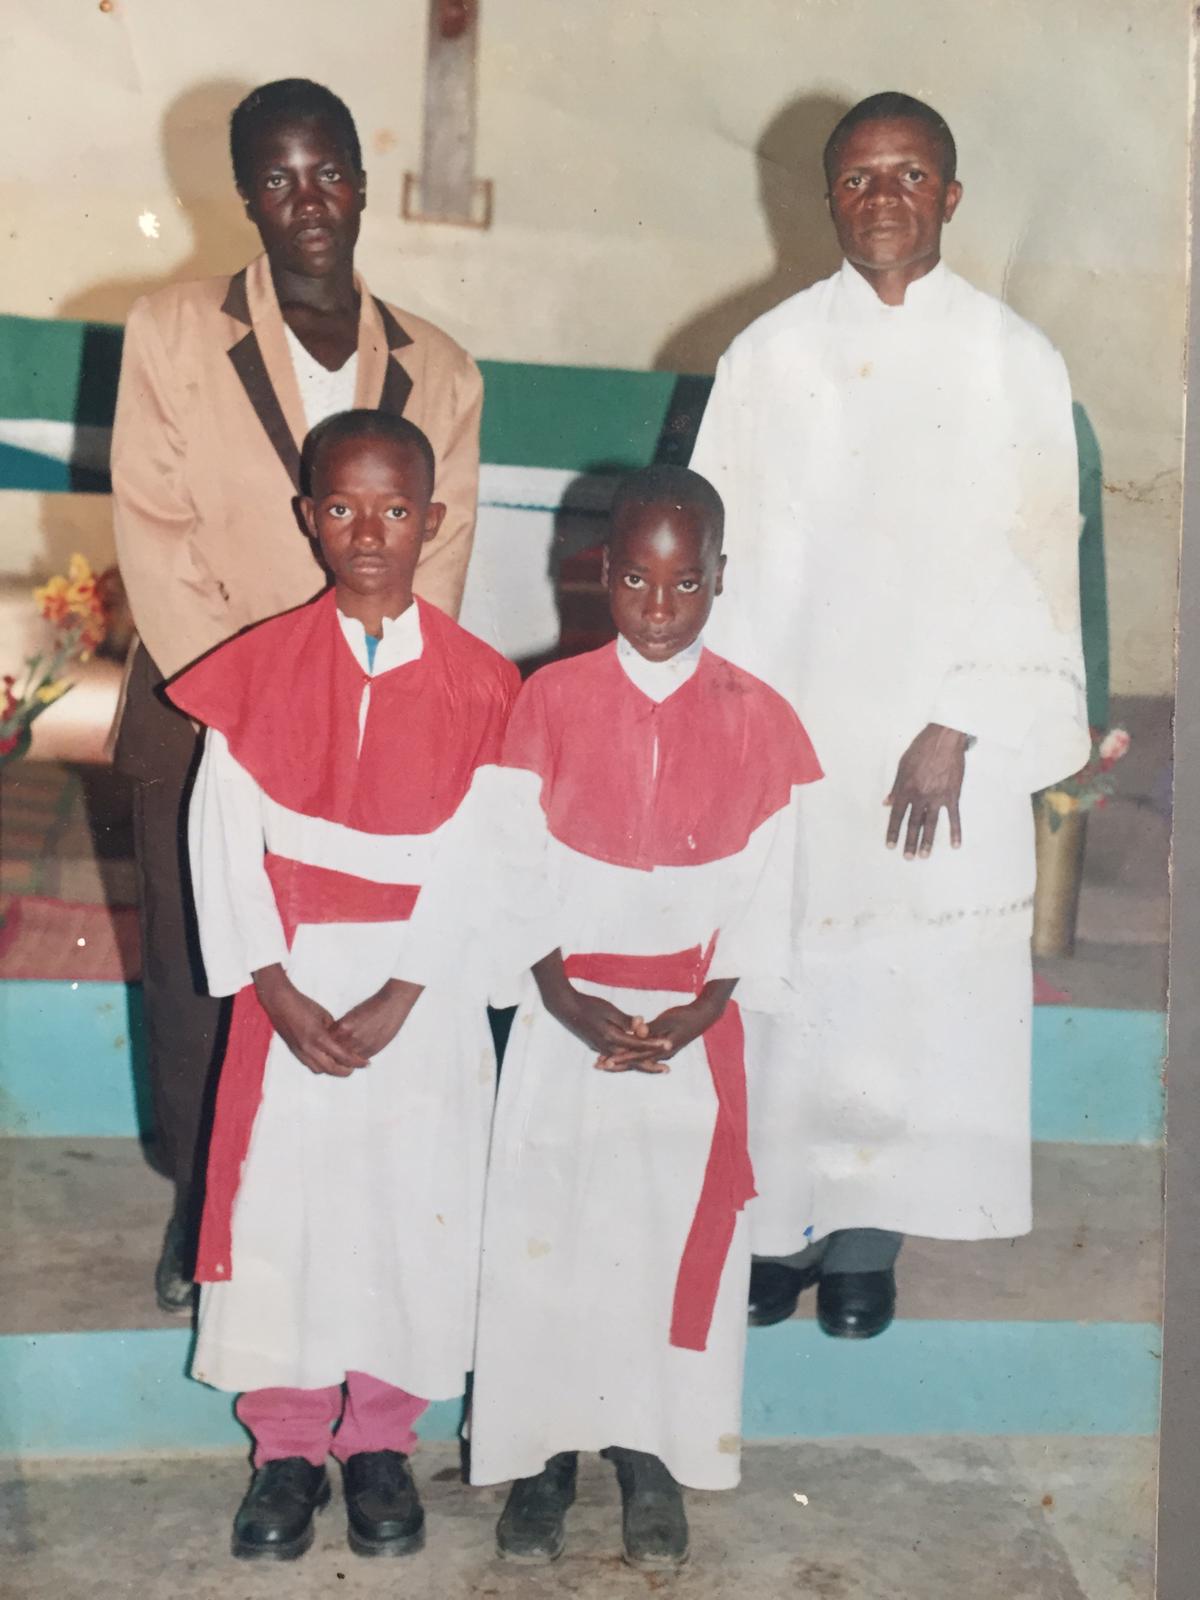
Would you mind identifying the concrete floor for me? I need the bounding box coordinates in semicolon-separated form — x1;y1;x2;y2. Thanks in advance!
0;1438;1156;1599
0;1138;1165;1336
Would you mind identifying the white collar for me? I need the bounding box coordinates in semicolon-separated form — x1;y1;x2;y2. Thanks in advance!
616;633;703;703
283;320;357;378
838;256;950;316
337;601;423;676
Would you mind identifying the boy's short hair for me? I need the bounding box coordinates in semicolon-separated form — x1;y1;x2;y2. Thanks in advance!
823;91;957;186
230;78;362;191
301;411;437;497
609;465;725;552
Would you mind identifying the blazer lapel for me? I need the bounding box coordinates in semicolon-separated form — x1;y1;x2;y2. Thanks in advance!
224;256;417;491
356;291;414;417
223;256;309;493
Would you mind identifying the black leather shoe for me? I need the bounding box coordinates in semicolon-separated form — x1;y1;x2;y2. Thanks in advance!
496;1452;577;1563
603;1447;689;1571
817;1268;896;1339
748;1259;821;1327
154;1210;194;1315
231;1457;331;1560
342;1449;425;1557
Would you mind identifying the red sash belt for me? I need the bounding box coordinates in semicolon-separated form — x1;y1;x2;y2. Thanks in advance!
563;941;755;1354
196;855;419;1283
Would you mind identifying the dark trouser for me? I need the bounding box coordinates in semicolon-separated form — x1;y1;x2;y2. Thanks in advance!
117;646;229;1250
758;1229;903;1275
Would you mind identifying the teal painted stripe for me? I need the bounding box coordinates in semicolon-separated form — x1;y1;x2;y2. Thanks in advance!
0;1331;462;1457
0;1321;1160;1457
744;1318;1161;1438
477;360;674;471
0;315;676;479
0;315;90;425
0;981;1167;1144
1031;1007;1165;1143
0;441;71;492
0;981;150;1139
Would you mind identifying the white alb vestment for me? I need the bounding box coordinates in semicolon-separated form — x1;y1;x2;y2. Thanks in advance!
175;596;517;1397
437;637;821;1489
690;260;1090;1246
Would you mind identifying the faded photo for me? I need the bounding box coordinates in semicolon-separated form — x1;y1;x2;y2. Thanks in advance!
0;3;1185;1597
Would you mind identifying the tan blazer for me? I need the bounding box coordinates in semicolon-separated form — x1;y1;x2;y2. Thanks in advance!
110;252;482;699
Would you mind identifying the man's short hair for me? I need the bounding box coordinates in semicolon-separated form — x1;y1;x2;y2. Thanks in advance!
823;92;957;187
609;464;725;552
301;411;436;497
230;78;362;191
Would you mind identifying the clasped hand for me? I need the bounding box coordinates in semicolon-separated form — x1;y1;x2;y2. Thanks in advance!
253;965;423;1078
885;722;968;860
570;991;725;1074
532;951;734;1074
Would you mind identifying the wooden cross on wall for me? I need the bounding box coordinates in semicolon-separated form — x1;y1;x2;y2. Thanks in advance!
403;0;493;228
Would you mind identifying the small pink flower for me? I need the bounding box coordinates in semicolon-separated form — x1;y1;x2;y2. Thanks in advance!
1099;728;1131;764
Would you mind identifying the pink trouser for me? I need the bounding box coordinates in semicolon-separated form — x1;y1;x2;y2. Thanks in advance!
236;1371;428;1467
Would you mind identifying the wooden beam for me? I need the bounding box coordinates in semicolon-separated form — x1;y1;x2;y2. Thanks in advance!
404;0;492;228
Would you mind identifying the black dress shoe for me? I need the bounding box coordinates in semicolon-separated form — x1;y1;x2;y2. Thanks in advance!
154;1210;194;1315
748;1259;821;1327
342;1449;425;1557
603;1447;689;1570
817;1268;896;1339
496;1452;577;1563
231;1457;331;1560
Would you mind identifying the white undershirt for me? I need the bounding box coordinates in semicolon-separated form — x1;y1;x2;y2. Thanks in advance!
616;633;703;703
337;604;424;753
284;324;359;432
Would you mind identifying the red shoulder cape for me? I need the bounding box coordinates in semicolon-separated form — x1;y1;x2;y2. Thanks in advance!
168;592;520;835
501;644;822;869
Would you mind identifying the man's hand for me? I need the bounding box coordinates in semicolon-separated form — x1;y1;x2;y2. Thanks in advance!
532;950;669;1072
330;979;424;1063
253;963;367;1078
885;723;969;859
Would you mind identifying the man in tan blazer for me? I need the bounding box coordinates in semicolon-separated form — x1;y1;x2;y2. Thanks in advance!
111;79;482;1312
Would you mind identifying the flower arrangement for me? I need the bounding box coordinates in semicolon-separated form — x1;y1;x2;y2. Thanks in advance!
1035;727;1131;831
0;555;110;765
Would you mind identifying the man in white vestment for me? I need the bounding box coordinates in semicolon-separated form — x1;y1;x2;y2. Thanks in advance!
689;91;1090;1337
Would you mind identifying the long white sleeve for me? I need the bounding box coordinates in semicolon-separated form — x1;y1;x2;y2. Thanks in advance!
399;764;562;1000
929;337;1090;793
709;791;804;1015
187;730;289;996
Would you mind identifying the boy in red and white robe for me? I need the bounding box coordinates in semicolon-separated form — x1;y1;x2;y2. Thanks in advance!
167;412;518;1562
433;466;821;1570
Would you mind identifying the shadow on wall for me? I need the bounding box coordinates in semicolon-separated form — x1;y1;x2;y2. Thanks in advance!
4;80;259;648
654;91;851;378
63;76;259;328
513;463;625;677
43;78;257;503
